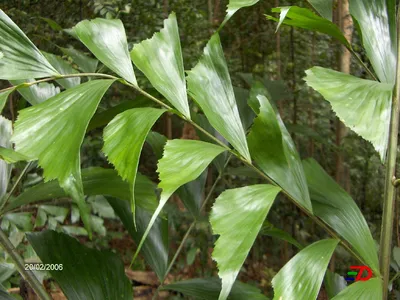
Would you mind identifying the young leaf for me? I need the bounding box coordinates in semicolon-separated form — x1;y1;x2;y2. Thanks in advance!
42;52;80;89
211;184;281;300
266;6;350;49
132;139;226;262
4;167;158;214
221;0;260;28
303;158;380;276
187;34;250;162
272;239;339;300
27;230;133;300
247;95;312;212
11;80;114;237
331;278;382;300
0;10;59;80
60;47;99;73
308;0;333;21
0;89;14;112
74;19;136;84
349;0;396;84
0;117;12;204
107;198;168;281
103;107;166;219
130;13;190;118
305;66;392;161
11;80;60;105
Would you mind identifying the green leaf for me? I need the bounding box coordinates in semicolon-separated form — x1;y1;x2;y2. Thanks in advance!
325;271;347;299
260;222;303;249
4;167;158;214
74;19;136;85
103;108;165;220
60;47;98;73
0;117;12;204
12;80;60;105
130;13;190;118
305;66;392;161
107;197;168;281
266;6;350;48
11;80;114;237
234;86;255;130
272;239;339;300
42;52;80;89
133;139;226;262
0;89;14;113
0;147;30;163
39;17;63;31
162;278;268;300
0;10;59;80
308;0;333;21
349;0;396;84
331;278;382;300
146;131;168;160
247;95;312;212
302;158;380;276
187;34;250;162
27;230;133;300
221;0;260;27
4;212;33;231
211;184;281;300
177;170;207;217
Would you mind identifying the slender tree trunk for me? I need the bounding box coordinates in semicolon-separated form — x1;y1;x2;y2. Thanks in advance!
275;0;284;117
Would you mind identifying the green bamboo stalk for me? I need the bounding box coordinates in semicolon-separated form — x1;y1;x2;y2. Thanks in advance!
379;9;400;300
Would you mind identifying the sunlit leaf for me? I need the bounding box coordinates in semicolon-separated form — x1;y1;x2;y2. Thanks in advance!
0;147;30;163
27;230;133;299
133;140;226;262
266;6;350;48
42;52;80;89
0;10;59;80
131;13;190;118
308;0;333;21
305;66;392;161
272;239;338;300
349;0;396;84
247;95;312;212
11;80;60;105
162;278;268;300
221;0;260;27
103;108;165;219
107;198;168;281
0;89;14;112
74;18;136;84
11;80;114;237
4;167;158;214
303;158;380;276
211;184;280;300
187;34;250;162
60;47;98;73
0;117;12;204
331;278;382;300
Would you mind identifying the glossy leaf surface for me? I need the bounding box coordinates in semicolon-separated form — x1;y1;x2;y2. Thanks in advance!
305;66;392;161
27;230;132;299
103;108;165;217
11;80;114;236
74;19;136;84
331;278;382;300
131;13;190;118
187;34;250;162
211;184;280;300
12;80;60;105
308;0;333;20
247;95;312;212
272;239;338;300
0;10;58;79
42;52;80;89
0;117;12;204
303;158;379;275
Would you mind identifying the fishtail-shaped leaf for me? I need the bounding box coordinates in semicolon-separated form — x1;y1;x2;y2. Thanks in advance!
0;89;14;112
332;278;382;300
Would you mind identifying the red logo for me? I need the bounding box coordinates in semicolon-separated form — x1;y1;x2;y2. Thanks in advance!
345;266;373;282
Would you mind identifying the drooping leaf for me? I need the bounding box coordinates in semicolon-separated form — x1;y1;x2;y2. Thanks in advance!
331;278;382;300
103;108;165;218
0;89;14;112
60;47;98;73
221;0;260;27
303;158;380;276
260;222;303;249
0;10;59;80
349;0;396;84
74;19;136;85
187;34;250;162
107;197;168;281
11;80;114;237
42;52;80;89
211;184;280;300
266;6;350;48
162;278;268;300
308;0;333;21
0;147;30;163
247;95;312;212
325;271;347;299
131;13;190;118
0;117;12;204
4;167;158;214
133;139;226;262
11;79;60;105
27;230;133;300
272;239;339;300
305;66;392;161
